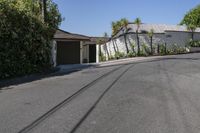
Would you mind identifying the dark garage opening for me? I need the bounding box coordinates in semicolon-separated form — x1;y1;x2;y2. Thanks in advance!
89;45;96;63
57;41;80;65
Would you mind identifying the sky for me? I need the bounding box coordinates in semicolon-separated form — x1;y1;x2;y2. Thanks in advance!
53;0;200;37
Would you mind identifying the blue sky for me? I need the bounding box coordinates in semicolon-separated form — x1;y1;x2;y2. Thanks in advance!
53;0;199;37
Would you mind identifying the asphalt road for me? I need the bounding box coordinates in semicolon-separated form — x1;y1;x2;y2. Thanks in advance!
1;53;200;133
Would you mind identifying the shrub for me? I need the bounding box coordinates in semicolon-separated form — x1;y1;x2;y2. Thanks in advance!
171;43;179;53
139;49;147;56
130;42;136;52
152;44;157;55
140;43;150;56
189;40;200;47
159;44;166;55
127;51;136;57
177;47;187;53
115;51;125;59
166;44;187;55
100;55;106;62
99;52;106;61
109;55;115;60
0;0;62;79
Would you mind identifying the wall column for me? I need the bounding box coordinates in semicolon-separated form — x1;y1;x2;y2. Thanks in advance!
87;45;89;63
96;44;99;63
80;41;83;64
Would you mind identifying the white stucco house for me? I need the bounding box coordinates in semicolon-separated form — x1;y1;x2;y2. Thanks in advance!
51;24;200;65
51;29;108;66
51;29;96;66
100;24;200;60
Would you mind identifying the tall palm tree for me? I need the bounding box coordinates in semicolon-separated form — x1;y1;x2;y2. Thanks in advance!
187;24;196;41
134;18;141;56
103;32;110;59
111;21;117;35
148;29;154;55
111;22;118;53
111;21;122;35
121;18;129;54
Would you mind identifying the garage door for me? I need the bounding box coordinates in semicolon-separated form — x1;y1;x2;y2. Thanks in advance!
89;45;96;63
57;41;80;65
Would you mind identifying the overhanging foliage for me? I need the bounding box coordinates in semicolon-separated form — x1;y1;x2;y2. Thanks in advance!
180;4;200;28
0;0;62;79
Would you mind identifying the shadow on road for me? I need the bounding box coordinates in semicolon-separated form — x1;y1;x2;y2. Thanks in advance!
0;65;96;89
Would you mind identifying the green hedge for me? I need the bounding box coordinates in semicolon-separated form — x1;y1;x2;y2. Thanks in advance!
0;1;61;79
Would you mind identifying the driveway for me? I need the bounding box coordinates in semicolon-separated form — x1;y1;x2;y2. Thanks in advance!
1;53;200;133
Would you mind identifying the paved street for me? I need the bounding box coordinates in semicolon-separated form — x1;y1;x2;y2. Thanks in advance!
1;53;200;133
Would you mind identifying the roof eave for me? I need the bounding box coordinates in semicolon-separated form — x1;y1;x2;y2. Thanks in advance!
54;38;90;41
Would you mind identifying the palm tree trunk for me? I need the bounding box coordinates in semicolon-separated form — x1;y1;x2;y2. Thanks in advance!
127;35;134;52
105;44;110;59
99;44;102;57
191;31;194;41
108;43;112;56
124;34;129;54
136;31;140;56
123;29;129;54
112;39;117;53
114;40;119;52
150;36;153;55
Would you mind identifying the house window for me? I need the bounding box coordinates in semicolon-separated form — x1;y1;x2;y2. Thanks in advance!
166;34;172;38
141;30;148;34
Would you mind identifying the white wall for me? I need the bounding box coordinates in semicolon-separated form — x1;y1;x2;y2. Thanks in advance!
165;31;190;47
99;32;200;60
194;33;200;40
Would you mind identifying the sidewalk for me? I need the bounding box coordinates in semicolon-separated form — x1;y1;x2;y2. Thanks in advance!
56;54;190;72
58;55;163;72
95;56;160;67
92;52;200;67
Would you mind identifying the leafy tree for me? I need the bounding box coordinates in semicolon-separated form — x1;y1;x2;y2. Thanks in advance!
148;29;154;55
180;4;200;27
111;21;118;36
111;18;131;54
180;4;200;40
134;17;142;56
111;20;123;35
0;0;62;79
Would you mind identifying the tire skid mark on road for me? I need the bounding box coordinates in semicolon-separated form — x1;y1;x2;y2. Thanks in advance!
17;65;125;133
69;64;134;133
